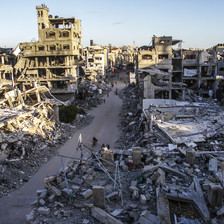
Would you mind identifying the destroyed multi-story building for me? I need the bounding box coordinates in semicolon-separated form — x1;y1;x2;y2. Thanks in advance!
83;41;108;79
213;43;224;79
182;49;217;98
107;46;136;70
14;5;83;93
137;36;185;99
108;46;121;68
137;35;219;99
213;44;224;102
119;46;136;67
0;48;16;87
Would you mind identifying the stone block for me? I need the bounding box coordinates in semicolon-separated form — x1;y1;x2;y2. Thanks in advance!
59;181;67;189
72;163;79;172
63;210;71;217
72;177;83;185
71;185;80;193
111;209;123;217
39;199;46;206
186;149;196;165
48;185;61;196
208;183;223;207
26;210;34;223
44;176;55;184
132;147;141;165
132;190;139;200
37;207;50;215
48;194;56;203
151;171;160;182
56;177;63;184
157;168;165;185
37;189;47;197
140;194;147;205
93;186;105;209
39;191;48;200
83;174;93;182
67;171;74;179
209;158;218;172
81;189;93;199
170;162;177;168
62;188;73;198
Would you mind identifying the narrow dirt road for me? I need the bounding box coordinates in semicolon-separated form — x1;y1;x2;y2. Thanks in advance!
0;78;125;224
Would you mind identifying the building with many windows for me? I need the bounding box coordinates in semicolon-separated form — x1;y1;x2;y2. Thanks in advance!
15;5;83;93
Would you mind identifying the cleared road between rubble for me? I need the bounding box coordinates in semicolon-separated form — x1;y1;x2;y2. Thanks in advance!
0;77;126;224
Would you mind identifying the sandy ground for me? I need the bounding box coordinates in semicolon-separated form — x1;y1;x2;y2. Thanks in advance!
0;76;126;224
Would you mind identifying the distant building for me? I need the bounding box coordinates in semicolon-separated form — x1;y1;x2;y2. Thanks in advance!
137;36;184;99
0;48;16;86
14;5;83;93
214;44;224;79
83;42;108;80
182;49;217;97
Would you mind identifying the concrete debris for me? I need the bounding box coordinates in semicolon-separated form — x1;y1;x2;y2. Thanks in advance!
208;183;223;207
76;80;112;110
93;186;105;209
0;85;94;198
37;207;50;215
22;80;224;223
27;135;224;223
115;83;143;150
91;207;124;224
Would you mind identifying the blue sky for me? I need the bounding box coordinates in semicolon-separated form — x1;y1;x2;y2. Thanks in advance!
1;0;224;49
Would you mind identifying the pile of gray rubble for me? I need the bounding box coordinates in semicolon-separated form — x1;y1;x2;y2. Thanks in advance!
26;139;224;223
24;81;224;223
75;80;112;110
0;85;94;198
115;84;143;150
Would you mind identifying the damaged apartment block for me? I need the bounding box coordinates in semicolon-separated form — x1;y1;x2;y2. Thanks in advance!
136;35;219;100
137;36;185;99
0;48;16;87
182;49;217;98
83;40;109;81
14;5;83;93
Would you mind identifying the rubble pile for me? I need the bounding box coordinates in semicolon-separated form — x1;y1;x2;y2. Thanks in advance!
115;84;144;149
76;80;111;110
0;102;93;198
142;99;224;148
27;142;224;224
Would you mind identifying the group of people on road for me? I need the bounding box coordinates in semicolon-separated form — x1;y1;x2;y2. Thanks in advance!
92;137;110;152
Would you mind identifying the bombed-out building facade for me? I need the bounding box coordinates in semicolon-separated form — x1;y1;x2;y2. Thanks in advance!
136;35;219;100
137;36;185;99
0;48;16;87
15;5;83;93
83;41;108;80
